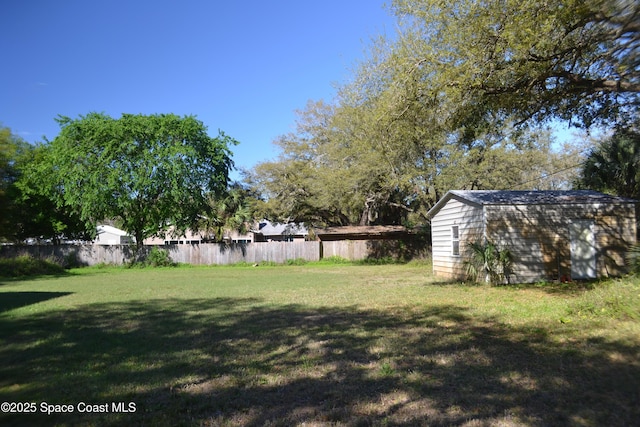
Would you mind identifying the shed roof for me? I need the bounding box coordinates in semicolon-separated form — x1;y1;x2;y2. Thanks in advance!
315;225;410;241
427;190;636;219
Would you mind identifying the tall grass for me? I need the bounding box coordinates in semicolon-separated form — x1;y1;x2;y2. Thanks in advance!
567;276;640;320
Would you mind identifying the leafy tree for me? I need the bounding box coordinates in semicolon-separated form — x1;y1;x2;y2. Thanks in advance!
246;100;422;226
1;126;89;243
43;113;236;248
575;121;640;199
0;126;30;241
15;143;92;243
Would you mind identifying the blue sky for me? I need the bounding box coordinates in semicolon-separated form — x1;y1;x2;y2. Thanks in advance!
1;1;395;177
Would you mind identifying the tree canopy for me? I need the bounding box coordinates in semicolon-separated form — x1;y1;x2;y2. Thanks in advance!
43;113;236;247
390;0;639;131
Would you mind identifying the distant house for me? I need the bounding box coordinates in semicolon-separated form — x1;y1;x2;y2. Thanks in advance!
222;229;254;244
143;228;254;245
95;225;134;245
426;190;637;283
143;228;205;245
252;220;308;242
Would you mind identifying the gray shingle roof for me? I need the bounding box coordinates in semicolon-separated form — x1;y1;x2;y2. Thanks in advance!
426;190;637;219
450;190;636;205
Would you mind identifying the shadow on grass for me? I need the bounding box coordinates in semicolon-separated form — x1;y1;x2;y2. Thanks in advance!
0;292;73;313
1;297;638;426
425;278;609;297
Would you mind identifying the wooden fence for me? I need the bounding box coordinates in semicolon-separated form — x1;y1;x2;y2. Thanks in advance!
0;240;428;266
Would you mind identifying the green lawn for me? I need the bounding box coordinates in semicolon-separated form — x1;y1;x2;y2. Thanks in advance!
1;263;639;426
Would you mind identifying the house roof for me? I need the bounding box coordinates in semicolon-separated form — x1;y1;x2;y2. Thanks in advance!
252;220;308;237
427;190;637;219
96;224;130;236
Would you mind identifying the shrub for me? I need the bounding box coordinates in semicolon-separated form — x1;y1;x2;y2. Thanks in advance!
0;254;66;277
128;247;176;268
356;256;399;265
146;247;175;267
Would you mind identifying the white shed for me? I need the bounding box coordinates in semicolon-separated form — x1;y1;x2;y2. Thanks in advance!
95;225;134;245
426;190;637;283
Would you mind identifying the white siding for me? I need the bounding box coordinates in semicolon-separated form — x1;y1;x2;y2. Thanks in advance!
431;197;483;279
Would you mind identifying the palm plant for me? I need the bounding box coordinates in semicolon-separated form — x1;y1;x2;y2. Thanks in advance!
464;240;513;285
576;122;640;200
198;185;253;242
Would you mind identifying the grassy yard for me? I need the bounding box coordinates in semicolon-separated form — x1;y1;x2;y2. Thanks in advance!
0;262;639;426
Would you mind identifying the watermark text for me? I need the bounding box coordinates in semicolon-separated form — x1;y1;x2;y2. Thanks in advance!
1;401;136;415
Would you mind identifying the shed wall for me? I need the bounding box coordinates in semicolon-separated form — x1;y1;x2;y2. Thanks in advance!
431;197;483;279
485;202;636;282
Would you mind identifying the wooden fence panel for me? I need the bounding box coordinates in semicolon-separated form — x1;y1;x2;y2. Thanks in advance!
1;242;321;266
0;239;428;266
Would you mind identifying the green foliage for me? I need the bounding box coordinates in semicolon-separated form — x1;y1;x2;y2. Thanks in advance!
357;256;399;265
575;121;640;200
379;361;395;377
196;182;254;242
16;144;93;243
43;113;236;247
247;0;609;226
146;247;175;268
464;240;513;285
0;254;66;277
246;100;392;226
1;126;91;243
0;126;26;241
247;97;568;228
